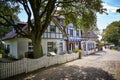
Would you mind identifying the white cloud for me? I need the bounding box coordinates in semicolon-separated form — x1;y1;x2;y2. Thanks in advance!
102;3;119;13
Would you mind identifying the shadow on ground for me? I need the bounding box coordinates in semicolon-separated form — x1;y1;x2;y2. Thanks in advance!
5;65;115;80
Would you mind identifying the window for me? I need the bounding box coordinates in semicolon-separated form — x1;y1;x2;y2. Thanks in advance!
60;42;63;51
83;44;86;51
50;25;56;32
76;42;79;45
76;31;79;37
69;43;73;50
47;42;56;52
70;30;73;37
5;44;10;54
28;42;33;52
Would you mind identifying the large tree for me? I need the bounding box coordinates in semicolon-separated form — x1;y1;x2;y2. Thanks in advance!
0;0;105;58
102;21;120;46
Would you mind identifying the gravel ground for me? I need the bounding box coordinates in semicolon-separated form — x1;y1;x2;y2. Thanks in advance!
3;49;120;80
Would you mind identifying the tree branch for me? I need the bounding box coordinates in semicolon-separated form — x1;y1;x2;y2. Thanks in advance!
42;0;57;35
56;0;75;4
18;0;33;33
13;24;29;37
0;22;11;26
0;15;15;26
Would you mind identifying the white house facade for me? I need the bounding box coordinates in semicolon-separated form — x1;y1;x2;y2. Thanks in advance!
2;17;67;59
65;23;82;52
2;17;98;58
81;30;98;55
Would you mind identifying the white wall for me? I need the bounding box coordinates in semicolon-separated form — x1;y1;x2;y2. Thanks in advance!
4;39;18;58
41;39;66;55
17;38;30;57
43;24;63;39
81;40;96;55
16;38;66;56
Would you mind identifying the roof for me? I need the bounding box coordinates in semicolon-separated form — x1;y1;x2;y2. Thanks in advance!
2;31;17;40
2;22;27;40
2;17;68;40
81;30;98;39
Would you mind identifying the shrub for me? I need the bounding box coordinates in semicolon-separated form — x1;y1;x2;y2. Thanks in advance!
0;54;2;58
72;49;77;53
53;47;58;54
77;50;82;59
0;43;7;58
73;49;82;59
8;54;16;60
18;54;24;59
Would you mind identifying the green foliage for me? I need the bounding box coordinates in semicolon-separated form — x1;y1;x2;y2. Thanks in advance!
0;26;12;39
58;0;104;31
102;21;120;46
0;0;20;38
0;42;5;54
73;49;82;59
53;47;58;54
8;54;16;60
72;50;78;53
0;1;20;21
0;54;2;58
116;8;120;13
18;54;24;59
111;47;117;50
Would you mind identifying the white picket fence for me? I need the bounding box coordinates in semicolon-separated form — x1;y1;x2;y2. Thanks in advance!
0;53;79;79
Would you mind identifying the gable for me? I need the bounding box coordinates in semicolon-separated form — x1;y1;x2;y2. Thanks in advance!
82;30;98;39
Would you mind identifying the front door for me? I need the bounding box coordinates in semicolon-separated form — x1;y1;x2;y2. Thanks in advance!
69;42;75;51
70;43;73;50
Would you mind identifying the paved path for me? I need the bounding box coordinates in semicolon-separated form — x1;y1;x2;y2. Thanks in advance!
5;49;120;80
82;49;120;61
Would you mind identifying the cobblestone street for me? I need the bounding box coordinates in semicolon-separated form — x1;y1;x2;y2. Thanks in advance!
5;49;120;80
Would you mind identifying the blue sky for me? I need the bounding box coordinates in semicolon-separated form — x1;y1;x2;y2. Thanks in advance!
97;0;120;31
18;0;120;31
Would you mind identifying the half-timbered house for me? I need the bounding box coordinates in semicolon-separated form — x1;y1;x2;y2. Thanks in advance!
2;17;67;59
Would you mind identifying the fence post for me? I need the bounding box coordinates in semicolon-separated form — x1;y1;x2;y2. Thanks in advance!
0;63;2;79
23;58;28;73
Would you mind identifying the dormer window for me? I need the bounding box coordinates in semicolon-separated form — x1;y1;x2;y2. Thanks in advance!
76;31;79;37
70;30;73;37
50;25;56;32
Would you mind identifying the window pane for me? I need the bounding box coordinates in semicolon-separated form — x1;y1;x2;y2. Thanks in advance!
76;31;79;37
50;25;56;32
70;30;73;37
28;42;33;52
47;42;53;52
60;42;63;51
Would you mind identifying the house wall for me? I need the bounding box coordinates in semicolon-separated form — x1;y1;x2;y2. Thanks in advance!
42;39;66;55
41;21;66;55
42;21;63;39
81;40;97;55
67;23;81;38
17;38;30;57
3;20;66;58
66;23;81;51
4;39;18;58
15;38;66;57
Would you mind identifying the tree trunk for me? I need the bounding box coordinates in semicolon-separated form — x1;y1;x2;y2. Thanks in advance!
32;37;43;58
